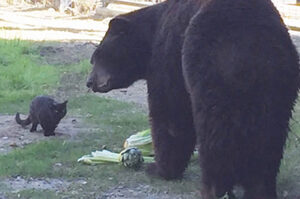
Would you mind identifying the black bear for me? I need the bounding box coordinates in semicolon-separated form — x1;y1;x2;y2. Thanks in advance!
87;0;299;198
87;0;197;181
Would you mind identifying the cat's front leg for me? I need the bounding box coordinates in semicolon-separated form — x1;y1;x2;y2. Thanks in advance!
44;131;55;136
30;122;38;132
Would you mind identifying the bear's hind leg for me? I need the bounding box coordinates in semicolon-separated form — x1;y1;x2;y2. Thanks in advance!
243;175;277;199
201;165;235;199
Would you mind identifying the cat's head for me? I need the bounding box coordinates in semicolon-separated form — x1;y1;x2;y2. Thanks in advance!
51;100;68;119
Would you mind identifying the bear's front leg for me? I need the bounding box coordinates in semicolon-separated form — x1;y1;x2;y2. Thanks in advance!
146;117;196;180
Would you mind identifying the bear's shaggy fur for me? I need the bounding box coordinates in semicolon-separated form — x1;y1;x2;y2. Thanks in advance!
182;0;299;198
87;0;299;198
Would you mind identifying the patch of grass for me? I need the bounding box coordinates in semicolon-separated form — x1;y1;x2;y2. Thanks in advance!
0;94;149;175
0;93;200;196
0;39;92;114
0;139;68;177
67;59;91;76
69;95;148;130
290;99;300;137
0;179;9;192
0;39;59;113
7;189;59;199
278;142;300;197
277;100;300;197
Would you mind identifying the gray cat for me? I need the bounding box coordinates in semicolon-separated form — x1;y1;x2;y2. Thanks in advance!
15;96;67;136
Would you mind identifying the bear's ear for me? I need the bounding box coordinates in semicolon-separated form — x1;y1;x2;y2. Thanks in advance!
109;16;131;34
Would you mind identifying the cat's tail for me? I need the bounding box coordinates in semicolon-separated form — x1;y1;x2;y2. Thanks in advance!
15;112;31;127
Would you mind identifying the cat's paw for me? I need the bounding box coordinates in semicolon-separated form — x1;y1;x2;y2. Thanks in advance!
44;132;55;136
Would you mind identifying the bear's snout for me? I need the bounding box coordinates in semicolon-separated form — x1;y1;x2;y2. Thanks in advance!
86;76;94;88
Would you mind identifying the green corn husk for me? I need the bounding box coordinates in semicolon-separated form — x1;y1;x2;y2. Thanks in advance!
143;156;155;163
123;129;154;156
78;128;199;166
77;150;120;165
77;148;155;167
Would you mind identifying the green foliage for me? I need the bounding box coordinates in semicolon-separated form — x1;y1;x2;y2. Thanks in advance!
0;139;64;177
290;99;300;137
69;59;91;76
0;91;199;195
0;94;148;177
69;95;148;135
0;39;59;113
7;189;59;199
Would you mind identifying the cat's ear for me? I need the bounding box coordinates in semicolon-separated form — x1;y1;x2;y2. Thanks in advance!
60;100;68;107
57;100;68;109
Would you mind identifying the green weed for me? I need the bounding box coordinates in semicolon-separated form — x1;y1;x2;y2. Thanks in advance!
0;39;59;113
7;189;59;199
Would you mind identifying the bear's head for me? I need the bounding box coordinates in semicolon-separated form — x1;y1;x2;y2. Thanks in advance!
87;14;151;93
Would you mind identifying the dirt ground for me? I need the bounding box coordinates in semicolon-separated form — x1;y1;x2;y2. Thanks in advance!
0;115;83;154
0;1;300;199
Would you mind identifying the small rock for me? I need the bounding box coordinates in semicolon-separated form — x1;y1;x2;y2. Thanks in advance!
55;162;63;167
108;177;113;180
2;137;8;140
10;143;18;147
283;191;288;198
48;8;55;12
0;194;6;199
79;180;87;185
143;185;150;189
86;113;93;118
132;192;138;196
71;190;78;195
71;119;77;124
